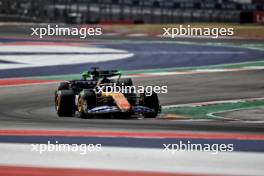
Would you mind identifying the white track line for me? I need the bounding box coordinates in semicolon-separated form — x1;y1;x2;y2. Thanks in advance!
207;107;264;123
163;97;264;123
0;45;133;70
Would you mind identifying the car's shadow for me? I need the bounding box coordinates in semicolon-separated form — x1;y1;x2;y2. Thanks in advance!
80;115;141;120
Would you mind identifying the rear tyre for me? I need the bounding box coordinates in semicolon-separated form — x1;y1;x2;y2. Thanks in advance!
58;82;70;90
77;90;96;119
141;92;160;118
114;78;133;86
55;90;75;117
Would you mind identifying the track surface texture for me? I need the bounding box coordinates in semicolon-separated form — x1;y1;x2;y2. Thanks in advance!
1;70;264;132
1;35;264;175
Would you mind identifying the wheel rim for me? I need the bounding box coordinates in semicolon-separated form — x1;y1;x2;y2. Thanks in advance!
56;96;60;111
78;98;83;112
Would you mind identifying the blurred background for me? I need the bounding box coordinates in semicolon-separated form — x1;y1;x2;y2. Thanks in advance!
0;1;264;176
0;0;263;24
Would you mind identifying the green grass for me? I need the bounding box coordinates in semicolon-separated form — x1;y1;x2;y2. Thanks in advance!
162;100;264;119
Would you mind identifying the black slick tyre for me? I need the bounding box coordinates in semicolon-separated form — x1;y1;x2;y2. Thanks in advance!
77;90;96;119
55;90;75;117
141;92;160;118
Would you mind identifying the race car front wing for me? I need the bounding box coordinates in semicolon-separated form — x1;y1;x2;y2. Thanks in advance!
86;105;155;114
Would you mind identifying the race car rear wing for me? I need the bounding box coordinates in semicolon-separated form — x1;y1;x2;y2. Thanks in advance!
82;68;122;80
92;70;121;78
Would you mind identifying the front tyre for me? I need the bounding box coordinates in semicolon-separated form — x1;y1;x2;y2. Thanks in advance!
77;90;96;119
141;92;160;118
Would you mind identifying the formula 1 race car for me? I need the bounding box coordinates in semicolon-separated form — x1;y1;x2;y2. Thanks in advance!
55;68;161;118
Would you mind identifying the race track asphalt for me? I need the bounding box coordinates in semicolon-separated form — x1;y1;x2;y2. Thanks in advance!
0;70;264;132
0;37;264;133
1;37;264;175
1;25;264;176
